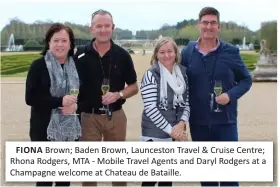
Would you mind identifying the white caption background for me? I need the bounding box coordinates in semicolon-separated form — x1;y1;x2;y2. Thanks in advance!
5;141;273;182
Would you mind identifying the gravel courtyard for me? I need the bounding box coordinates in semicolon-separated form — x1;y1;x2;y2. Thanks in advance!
1;54;277;186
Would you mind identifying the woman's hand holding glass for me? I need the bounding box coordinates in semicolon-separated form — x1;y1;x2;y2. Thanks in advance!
62;95;77;106
59;103;77;115
60;89;79;115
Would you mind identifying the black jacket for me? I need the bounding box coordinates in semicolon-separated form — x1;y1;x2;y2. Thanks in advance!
25;56;64;141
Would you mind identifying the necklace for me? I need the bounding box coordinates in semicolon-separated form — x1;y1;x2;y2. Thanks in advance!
94;41;112;79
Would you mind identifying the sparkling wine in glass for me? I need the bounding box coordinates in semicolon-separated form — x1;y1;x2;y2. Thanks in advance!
70;88;79;115
101;79;110;111
214;80;223;112
101;85;110;95
70;89;79;97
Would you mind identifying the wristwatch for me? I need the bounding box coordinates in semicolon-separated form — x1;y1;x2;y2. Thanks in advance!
119;91;124;99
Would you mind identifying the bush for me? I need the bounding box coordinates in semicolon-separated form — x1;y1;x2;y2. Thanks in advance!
24;40;44;51
175;38;190;46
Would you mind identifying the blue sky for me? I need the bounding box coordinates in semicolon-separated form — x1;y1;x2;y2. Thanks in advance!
0;0;278;34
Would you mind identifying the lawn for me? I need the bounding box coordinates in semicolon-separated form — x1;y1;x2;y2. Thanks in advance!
240;53;258;72
1;53;258;77
1;54;40;77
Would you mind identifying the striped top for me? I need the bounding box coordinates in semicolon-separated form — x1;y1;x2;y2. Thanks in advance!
140;71;190;135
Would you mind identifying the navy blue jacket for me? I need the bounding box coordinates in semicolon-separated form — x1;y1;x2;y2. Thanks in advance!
181;40;252;125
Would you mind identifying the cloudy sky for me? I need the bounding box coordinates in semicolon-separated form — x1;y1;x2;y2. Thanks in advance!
0;0;278;34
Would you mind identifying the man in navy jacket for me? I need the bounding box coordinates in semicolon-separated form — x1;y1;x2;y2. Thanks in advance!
181;7;252;187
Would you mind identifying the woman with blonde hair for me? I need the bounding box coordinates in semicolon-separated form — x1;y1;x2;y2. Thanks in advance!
140;37;190;187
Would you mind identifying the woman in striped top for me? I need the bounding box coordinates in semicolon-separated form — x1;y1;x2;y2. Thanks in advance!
140;36;190;143
140;37;190;187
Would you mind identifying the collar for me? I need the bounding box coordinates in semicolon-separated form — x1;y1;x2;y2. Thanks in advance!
86;38;115;53
195;38;220;56
151;62;184;75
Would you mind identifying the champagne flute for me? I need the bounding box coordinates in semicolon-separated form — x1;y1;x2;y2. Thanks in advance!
70;89;79;97
70;88;79;115
101;78;110;111
213;80;223;112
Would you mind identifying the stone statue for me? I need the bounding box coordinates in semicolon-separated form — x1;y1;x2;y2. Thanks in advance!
258;39;277;65
259;40;270;57
252;39;277;81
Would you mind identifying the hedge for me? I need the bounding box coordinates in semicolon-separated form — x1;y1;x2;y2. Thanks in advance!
1;53;258;75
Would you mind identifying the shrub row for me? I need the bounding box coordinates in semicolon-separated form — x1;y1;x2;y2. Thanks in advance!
1;53;258;75
1;54;40;75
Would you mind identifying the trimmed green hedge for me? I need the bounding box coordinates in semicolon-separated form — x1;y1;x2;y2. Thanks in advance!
1;54;40;75
1;53;258;76
2;65;31;75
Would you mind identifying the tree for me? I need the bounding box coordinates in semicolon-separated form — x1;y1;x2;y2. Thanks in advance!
178;26;199;40
1;30;9;47
260;21;277;51
0;18;261;51
135;30;147;39
23;40;43;51
160;23;171;31
232;38;242;45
